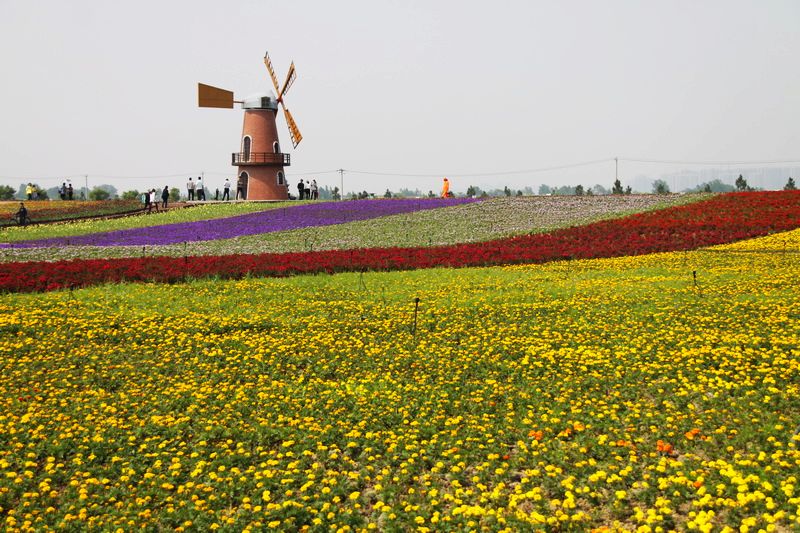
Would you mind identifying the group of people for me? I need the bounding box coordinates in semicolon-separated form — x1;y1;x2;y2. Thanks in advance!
24;183;44;200
186;177;207;201
183;176;324;202
296;179;318;200
143;187;170;213
57;182;75;200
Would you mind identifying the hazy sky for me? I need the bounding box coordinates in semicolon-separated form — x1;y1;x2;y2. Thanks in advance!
1;0;798;195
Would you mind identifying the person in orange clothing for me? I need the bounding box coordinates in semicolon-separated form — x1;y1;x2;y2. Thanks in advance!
441;177;450;198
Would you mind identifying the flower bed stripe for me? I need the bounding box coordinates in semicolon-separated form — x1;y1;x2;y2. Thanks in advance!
4;198;480;248
1;191;798;293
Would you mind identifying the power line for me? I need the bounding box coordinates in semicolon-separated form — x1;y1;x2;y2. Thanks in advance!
3;157;800;183
338;158;615;179
620;157;800;166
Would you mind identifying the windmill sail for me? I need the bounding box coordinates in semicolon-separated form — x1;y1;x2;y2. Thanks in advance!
198;83;234;109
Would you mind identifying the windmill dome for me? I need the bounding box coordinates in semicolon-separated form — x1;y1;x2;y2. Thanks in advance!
242;92;278;110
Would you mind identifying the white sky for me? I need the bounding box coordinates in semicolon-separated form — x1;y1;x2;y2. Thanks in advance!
1;0;798;195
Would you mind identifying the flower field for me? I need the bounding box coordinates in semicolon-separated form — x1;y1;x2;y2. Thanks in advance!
3;198;478;248
0;200;143;228
0;226;798;530
0;202;298;243
1;194;697;263
1;191;798;294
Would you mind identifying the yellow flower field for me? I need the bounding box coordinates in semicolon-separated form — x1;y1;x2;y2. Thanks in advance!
0;229;798;531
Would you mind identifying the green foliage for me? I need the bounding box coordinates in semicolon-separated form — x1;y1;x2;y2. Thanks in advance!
574;185;584;196
89;187;111;201
652;179;670;194
735;174;750;192
687;179;735;193
383;189;392;198
170;188;181;202
121;190;140;201
784;177;796;191
612;179;624;195
0;185;15;200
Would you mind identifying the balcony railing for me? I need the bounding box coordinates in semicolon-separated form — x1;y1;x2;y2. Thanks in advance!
232;152;291;166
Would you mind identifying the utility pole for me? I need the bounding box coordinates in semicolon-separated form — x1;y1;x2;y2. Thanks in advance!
338;169;344;200
615;157;618;183
84;174;88;200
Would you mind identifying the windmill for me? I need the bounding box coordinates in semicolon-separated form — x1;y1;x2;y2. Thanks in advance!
198;52;302;200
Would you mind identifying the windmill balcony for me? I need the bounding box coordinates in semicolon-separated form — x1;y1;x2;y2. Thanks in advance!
232;152;291;166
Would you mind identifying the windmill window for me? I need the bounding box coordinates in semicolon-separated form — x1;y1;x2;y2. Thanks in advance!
273;141;280;154
277;171;285;185
243;136;252;161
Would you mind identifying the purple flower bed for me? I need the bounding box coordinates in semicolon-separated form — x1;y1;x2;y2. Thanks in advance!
7;198;480;248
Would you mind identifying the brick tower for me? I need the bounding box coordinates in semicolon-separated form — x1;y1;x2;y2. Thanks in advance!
198;52;303;201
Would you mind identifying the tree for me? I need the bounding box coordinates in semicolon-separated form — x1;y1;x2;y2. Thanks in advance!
652;179;670;194
503;186;511;197
170;188;181;202
89;187;111;201
516;190;523;197
383;189;393;198
735;174;749;191
465;185;479;198
784;177;797;191
574;184;584;196
538;184;552;195
121;190;140;201
0;185;15;200
427;190;436;198
703;183;712;193
611;178;624;195
624;186;632;194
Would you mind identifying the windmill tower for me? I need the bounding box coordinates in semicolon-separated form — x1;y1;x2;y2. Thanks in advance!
198;52;302;200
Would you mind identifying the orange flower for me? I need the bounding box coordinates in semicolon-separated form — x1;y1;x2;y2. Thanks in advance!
528;430;543;441
684;428;701;440
656;440;674;455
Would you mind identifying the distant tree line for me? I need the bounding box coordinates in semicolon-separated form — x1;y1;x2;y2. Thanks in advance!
2;175;795;204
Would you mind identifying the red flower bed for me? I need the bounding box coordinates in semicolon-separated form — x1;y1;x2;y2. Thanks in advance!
2;191;798;293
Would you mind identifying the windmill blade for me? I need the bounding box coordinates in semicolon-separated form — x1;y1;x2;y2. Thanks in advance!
263;52;281;95
282;106;303;148
279;62;296;100
198;83;234;108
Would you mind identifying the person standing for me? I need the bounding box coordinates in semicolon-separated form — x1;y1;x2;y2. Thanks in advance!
197;176;205;201
161;186;169;209
59;182;66;200
187;177;195;201
67;183;73;200
310;179;318;200
26;183;33;200
297;180;305;200
441;177;450;198
236;175;245;200
143;190;152;213
222;178;231;201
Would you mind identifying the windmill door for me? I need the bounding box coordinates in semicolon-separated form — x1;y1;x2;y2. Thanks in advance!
238;172;248;200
